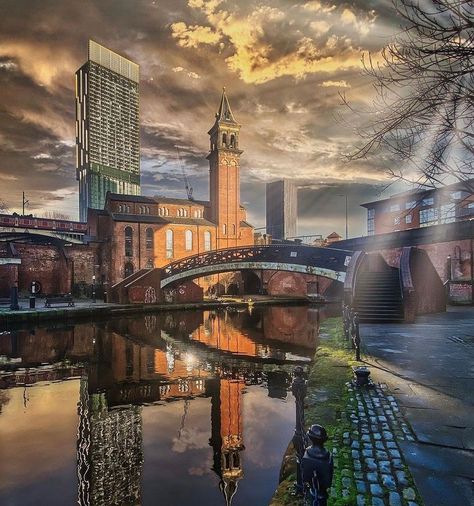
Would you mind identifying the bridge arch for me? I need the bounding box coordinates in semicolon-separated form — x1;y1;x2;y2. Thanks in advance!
160;245;352;289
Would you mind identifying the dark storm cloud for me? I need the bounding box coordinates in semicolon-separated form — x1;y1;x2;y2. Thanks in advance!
0;0;401;233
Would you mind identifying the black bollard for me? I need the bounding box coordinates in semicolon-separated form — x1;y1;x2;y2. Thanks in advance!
10;284;19;311
302;424;334;506
291;365;307;495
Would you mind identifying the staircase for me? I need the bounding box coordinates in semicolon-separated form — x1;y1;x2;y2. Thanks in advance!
353;268;404;323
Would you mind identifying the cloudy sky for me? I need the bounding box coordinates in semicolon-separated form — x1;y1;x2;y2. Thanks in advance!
0;0;408;237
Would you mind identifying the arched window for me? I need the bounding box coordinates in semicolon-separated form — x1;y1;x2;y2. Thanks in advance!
125;226;133;256
146;228;153;250
166;229;174;258
165;208;169;216
223;224;227;235
185;230;193;251
184;209;188;217
222;133;227;146
230;134;235;148
158;207;163;216
204;230;211;251
124;261;134;277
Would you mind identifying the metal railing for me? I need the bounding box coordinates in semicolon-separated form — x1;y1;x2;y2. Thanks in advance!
343;304;361;361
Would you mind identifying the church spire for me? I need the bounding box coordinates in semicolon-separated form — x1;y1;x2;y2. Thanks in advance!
216;87;237;124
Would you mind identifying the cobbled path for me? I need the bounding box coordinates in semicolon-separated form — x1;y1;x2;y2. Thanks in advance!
328;381;422;506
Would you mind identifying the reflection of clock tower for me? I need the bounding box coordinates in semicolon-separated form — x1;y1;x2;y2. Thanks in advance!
207;377;245;506
208;89;243;249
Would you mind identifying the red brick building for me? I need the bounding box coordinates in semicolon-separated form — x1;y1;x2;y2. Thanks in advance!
88;89;254;288
362;179;474;236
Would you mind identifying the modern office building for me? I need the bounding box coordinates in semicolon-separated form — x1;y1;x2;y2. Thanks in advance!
361;179;474;235
266;180;297;240
76;40;140;222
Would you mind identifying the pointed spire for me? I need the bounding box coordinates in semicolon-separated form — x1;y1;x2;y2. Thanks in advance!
216;87;237;124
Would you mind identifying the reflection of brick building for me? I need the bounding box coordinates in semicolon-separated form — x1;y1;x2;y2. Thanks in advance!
88;89;254;286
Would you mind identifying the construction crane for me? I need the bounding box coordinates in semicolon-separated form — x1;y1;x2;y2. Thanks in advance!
175;146;194;200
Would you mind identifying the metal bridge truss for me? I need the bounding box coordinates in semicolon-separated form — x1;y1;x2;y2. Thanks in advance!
160;245;353;288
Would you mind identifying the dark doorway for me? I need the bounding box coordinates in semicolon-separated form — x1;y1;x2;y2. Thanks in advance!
227;282;239;295
124;262;134;278
242;271;261;294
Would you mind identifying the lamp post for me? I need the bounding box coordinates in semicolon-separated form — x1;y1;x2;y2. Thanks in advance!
337;194;348;240
291;365;307;494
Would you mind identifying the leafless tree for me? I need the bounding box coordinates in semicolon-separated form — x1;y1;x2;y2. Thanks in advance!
346;0;474;192
0;200;9;214
41;210;71;221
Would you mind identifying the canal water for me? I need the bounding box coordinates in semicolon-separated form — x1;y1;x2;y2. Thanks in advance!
0;305;337;506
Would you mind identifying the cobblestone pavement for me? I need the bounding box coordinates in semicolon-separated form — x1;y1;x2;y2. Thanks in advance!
328;381;422;506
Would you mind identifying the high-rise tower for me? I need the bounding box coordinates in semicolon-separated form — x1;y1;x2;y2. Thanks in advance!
208;89;242;249
76;40;140;222
266;180;297;240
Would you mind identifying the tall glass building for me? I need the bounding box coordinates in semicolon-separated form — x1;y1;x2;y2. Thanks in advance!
76;40;140;221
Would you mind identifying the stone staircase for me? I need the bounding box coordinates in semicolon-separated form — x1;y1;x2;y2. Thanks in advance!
353;268;404;323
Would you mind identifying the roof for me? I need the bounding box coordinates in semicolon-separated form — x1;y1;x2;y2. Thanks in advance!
326;232;342;239
153;196;209;207
361;178;474;208
240;220;253;228
216;88;237;124
107;192;156;204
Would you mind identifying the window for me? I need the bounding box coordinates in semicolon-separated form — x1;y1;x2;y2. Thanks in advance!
405;214;412;224
166;229;174;258
389;204;400;212
405;201;416;210
421;197;434;206
439;203;456;224
223;224;227;235
367;208;375;236
124;261;134;277
185;230;193;251
232;224;236;235
451;191;462;200
146;228;154;249
146;259;153;269
394;216;400;225
419;207;438;227
204;230;211;251
125;226;133;256
230;134;235;148
222;133;227;146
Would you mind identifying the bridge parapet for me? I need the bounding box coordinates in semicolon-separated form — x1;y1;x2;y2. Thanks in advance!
161;245;353;289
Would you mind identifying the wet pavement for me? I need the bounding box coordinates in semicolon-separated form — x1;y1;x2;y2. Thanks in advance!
361;306;474;506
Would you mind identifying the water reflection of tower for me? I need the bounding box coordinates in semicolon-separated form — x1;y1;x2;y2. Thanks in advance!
77;376;144;506
207;376;245;506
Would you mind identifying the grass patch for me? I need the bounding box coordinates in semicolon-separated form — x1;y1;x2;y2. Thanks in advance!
270;317;361;506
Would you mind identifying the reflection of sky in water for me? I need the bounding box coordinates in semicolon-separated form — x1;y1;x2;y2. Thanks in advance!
141;386;294;506
0;306;323;505
0;382;293;506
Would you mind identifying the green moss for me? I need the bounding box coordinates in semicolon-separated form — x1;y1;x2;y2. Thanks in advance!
270;317;362;506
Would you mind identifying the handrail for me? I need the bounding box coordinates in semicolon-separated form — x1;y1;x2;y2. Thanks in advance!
399;247;414;294
343;250;365;300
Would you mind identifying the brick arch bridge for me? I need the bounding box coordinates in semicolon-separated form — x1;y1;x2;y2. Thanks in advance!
160;245;353;289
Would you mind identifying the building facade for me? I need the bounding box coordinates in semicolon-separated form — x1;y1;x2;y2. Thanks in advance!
362;180;474;236
88;90;254;287
266;180;297;240
76;40;140;222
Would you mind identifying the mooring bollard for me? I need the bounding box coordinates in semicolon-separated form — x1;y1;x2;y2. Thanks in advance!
291;365;307;495
302;424;334;506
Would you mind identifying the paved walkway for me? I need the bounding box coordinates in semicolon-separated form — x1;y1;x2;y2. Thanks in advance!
361;306;474;506
330;383;421;505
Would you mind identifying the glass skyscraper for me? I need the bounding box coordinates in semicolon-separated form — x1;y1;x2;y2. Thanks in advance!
76;40;140;221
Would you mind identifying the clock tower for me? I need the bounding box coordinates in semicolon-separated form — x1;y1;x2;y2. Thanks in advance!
208;89;243;249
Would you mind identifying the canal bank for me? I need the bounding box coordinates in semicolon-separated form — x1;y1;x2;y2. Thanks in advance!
271;317;423;506
0;295;312;327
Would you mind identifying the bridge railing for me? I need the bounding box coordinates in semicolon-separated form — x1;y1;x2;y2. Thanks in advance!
161;244;352;281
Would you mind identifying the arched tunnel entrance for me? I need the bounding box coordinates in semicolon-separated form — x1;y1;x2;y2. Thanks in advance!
242;271;262;295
